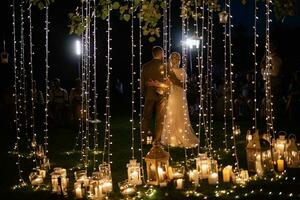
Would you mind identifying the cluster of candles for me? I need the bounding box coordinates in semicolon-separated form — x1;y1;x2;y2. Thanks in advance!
73;163;113;199
272;133;300;171
143;149;251;192
51;167;68;196
247;131;300;176
29;145;50;187
195;153;249;185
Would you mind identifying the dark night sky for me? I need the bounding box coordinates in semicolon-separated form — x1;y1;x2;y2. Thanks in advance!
1;0;300;93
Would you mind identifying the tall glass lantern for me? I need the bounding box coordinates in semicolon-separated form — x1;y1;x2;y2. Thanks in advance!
274;132;287;158
286;137;300;168
246;131;272;175
208;160;219;185
99;163;113;194
196;153;211;179
145;144;170;186
127;159;142;185
51;168;68;196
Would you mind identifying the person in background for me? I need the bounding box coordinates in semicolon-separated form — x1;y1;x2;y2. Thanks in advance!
49;78;68;126
69;78;82;125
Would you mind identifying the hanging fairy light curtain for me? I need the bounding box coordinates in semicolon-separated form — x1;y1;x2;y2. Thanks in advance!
264;0;274;134
203;2;212;155
77;0;100;169
11;0;26;187
20;0;29;151
181;1;188;71
101;2;113;173
227;0;240;172
82;0;91;167
163;0;168;63
92;0;99;171
252;0;259;131
207;2;214;153
28;1;49;177
138;0;145;182
125;1;143;187
197;0;207;152
221;0;229;152
79;0;92;168
168;0;172;57
194;0;201;154
44;4;50;159
28;1;37;162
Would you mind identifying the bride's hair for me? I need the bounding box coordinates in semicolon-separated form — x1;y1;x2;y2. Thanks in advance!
170;52;181;67
170;52;180;59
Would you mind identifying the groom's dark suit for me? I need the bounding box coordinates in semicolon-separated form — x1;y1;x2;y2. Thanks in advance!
141;59;183;143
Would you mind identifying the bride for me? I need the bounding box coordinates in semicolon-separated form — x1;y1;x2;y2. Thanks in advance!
149;52;199;148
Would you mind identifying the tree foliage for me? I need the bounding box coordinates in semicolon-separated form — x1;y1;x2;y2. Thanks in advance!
32;0;297;42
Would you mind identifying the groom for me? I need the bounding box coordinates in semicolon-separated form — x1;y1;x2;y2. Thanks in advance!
141;46;182;145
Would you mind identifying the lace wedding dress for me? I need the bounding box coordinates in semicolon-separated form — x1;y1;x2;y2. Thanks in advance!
161;68;199;148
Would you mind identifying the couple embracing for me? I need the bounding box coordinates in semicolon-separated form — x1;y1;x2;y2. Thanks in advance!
141;46;199;148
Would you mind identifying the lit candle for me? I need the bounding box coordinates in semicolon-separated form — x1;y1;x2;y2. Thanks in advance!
122;187;136;196
222;166;232;182
188;170;199;186
31;176;43;186
130;170;138;181
75;187;83;199
277;159;284;172
277;143;285;154
83;178;89;187
192;170;199;186
240;170;249;181
61;177;68;192
51;177;59;192
173;172;182;179
95;185;104;198
159;182;167;187
208;173;218;185
175;178;184;189
168;166;173;180
39;169;46;178
158;167;164;181
102;181;113;193
255;155;263;176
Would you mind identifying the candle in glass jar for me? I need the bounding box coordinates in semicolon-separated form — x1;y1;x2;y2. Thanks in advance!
175;178;184;189
168;166;173;180
222;166;232;182
277;159;284;172
52;177;59;192
39;169;46;178
201;163;209;175
208;173;218;185
130;170;138;181
276;143;285;154
95;185;104;198
122;187;136;195
158;167;164;181
102;181;113;193
189;170;199;186
31;176;43;186
75;187;83;199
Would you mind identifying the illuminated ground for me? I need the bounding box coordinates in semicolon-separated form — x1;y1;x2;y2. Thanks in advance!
1;107;300;199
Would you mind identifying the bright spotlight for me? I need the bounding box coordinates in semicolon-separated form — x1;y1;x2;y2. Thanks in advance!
183;37;201;49
75;40;81;56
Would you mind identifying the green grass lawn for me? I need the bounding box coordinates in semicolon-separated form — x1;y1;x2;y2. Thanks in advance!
1;106;300;199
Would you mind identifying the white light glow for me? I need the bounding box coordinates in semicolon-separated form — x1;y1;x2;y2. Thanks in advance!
183;37;201;49
75;40;81;56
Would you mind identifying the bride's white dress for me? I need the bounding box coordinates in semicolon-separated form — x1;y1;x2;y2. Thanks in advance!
161;68;199;148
